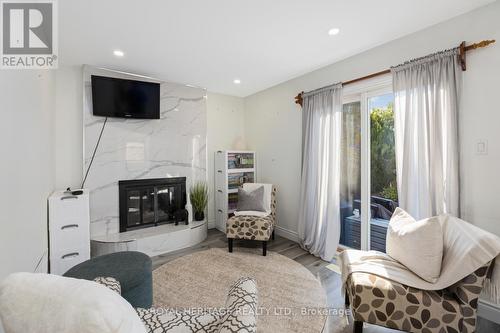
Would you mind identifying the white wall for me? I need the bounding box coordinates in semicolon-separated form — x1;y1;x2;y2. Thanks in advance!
244;1;500;237
206;93;246;228
0;71;55;280
54;66;83;189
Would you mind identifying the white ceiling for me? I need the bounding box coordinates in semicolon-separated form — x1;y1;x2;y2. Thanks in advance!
59;0;494;97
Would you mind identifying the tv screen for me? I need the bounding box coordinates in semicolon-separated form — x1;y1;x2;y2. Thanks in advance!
91;75;160;119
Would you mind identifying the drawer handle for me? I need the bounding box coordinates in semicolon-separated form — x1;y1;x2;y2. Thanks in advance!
61;224;79;230
218;209;223;213
217;170;223;173
61;252;79;259
217;190;223;193
61;195;78;200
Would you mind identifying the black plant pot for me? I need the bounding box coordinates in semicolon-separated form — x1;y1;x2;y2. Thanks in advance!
194;211;205;221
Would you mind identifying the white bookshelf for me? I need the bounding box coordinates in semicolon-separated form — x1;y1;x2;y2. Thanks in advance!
214;150;256;232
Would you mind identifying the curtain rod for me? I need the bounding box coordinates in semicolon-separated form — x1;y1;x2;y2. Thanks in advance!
294;40;495;107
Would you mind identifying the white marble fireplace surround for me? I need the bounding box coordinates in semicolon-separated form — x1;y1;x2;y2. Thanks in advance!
83;66;208;249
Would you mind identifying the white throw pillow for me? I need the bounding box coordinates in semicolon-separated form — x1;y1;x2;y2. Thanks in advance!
386;208;444;283
234;210;269;217
0;273;146;333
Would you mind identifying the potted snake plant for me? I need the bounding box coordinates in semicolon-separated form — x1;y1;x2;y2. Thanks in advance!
189;181;208;221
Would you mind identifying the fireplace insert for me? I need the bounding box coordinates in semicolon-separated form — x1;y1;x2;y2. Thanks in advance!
119;177;187;232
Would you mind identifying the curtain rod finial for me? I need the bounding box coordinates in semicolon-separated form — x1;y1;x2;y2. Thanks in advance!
465;39;495;51
295;92;304;107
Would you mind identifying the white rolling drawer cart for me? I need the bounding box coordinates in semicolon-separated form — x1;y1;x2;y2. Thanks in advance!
214;151;256;232
48;190;90;275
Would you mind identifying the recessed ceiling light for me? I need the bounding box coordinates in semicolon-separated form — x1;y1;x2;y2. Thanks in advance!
328;28;340;36
233;79;241;84
113;50;124;57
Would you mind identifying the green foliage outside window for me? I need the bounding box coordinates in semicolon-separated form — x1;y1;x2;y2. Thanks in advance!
370;103;398;202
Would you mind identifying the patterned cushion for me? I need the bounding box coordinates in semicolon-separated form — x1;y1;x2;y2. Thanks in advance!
136;277;257;333
93;276;122;295
219;277;257;333
346;263;491;333
227;215;274;241
137;308;220;333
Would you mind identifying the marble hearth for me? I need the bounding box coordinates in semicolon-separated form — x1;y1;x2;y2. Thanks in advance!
91;220;207;257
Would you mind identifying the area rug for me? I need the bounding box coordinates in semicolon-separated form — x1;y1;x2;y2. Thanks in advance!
153;247;327;333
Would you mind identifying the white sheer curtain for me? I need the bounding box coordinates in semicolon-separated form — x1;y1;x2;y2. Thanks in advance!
391;48;462;220
298;84;343;261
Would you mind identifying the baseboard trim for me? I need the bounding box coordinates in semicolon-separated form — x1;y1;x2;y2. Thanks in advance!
275;226;299;243
478;299;500;324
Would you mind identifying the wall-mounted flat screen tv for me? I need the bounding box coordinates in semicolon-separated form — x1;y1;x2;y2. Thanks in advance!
91;75;160;119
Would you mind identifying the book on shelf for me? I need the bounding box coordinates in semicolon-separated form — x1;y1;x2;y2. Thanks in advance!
228;160;237;169
228;173;255;189
227;153;254;169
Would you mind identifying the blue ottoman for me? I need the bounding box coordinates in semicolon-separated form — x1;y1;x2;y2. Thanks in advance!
63;251;152;308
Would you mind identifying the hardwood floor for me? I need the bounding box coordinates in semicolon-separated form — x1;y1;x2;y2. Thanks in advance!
152;229;499;333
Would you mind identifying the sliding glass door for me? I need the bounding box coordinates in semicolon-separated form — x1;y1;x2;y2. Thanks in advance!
339;85;397;252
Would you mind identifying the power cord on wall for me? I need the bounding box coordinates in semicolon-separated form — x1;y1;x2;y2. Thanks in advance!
33;250;47;273
81;117;108;189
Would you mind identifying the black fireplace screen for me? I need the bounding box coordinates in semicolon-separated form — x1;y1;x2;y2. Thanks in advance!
119;177;187;232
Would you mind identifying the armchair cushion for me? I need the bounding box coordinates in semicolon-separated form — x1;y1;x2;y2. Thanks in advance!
227;215;274;241
234;210;269;217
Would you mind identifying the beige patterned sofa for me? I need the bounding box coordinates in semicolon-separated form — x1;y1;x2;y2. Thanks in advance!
345;262;492;333
226;184;277;256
